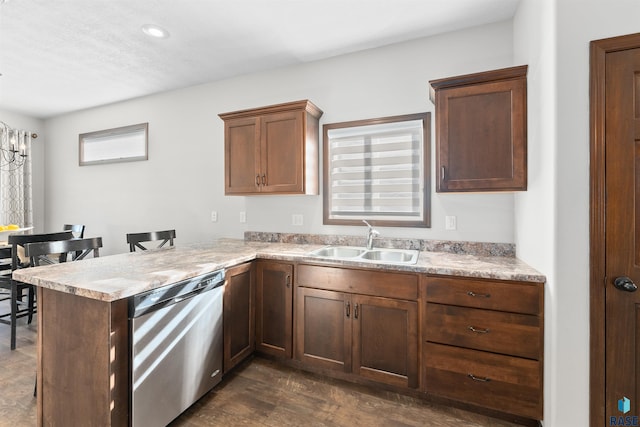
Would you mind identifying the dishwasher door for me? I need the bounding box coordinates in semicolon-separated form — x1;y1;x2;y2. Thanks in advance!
130;271;224;427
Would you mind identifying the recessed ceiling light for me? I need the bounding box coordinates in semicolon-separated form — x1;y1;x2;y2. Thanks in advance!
141;24;170;39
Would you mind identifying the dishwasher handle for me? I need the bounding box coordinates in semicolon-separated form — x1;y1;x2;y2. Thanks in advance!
130;270;225;318
173;285;212;304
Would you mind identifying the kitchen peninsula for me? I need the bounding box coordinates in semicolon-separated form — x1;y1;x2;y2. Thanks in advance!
13;237;545;426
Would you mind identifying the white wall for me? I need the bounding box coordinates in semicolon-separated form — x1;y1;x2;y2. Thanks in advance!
514;0;560;425
0;109;45;233
44;21;517;255
515;0;640;426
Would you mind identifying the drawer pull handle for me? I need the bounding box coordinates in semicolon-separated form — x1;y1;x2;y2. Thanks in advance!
468;326;490;334
468;373;491;382
346;302;350;318
467;291;490;298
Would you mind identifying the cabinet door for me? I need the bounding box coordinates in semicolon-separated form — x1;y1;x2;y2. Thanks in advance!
260;111;304;193
255;261;293;357
224;116;261;194
295;287;352;372
352;295;419;388
223;262;255;373
431;66;527;192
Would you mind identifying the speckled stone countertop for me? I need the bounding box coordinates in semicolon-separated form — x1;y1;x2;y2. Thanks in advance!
12;238;545;302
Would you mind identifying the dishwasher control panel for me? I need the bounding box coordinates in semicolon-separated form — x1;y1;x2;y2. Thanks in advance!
129;269;225;318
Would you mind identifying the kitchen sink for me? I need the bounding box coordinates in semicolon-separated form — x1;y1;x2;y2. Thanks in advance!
360;249;418;263
310;246;367;258
308;246;419;265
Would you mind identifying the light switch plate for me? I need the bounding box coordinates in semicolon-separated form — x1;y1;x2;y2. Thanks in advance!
239;211;246;223
292;214;303;226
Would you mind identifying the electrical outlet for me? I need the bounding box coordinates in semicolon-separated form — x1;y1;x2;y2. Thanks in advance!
239;211;246;223
445;215;457;230
210;211;218;222
292;214;303;226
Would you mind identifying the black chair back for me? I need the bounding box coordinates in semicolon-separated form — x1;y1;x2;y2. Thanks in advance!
63;224;85;239
24;237;103;266
1;231;74;349
126;229;176;252
8;231;75;270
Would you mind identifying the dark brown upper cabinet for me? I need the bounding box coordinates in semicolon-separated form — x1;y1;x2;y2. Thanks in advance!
219;100;323;195
429;65;528;192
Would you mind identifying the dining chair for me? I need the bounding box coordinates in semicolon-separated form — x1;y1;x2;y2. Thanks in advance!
24;237;103;266
63;224;85;239
0;231;74;350
126;229;176;252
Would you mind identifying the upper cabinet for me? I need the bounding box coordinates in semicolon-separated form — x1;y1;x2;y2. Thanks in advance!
219;100;323;195
429;65;528;192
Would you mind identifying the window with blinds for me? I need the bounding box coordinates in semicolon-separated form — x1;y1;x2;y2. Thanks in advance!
323;113;430;227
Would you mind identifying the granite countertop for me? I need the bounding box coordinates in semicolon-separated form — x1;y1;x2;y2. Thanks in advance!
12;238;546;302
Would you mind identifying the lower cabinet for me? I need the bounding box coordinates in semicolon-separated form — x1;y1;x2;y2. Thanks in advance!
425;342;542;419
295;264;419;389
423;275;544;420
222;260;544;422
255;260;294;358
223;262;255;373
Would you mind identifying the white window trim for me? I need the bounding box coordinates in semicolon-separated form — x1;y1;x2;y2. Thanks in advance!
79;122;148;166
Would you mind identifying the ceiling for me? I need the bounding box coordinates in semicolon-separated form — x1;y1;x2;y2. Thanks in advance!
0;0;520;119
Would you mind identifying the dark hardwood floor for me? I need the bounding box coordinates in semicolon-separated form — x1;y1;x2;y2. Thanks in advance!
0;298;523;427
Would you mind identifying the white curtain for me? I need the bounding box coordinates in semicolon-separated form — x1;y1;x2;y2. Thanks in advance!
0;124;33;228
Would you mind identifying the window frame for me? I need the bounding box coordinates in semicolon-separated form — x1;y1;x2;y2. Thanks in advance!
322;112;431;228
79;122;148;166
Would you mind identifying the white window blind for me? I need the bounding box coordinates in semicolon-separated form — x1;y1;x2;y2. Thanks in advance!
324;114;430;227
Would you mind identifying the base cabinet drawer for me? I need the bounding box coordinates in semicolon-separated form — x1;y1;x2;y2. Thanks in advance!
424;343;542;420
426;276;542;315
425;304;541;359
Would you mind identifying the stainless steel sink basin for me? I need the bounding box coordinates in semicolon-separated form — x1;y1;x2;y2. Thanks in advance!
360;249;419;263
311;246;367;258
308;246;419;265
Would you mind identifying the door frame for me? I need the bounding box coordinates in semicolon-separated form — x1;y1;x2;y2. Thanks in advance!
590;32;640;427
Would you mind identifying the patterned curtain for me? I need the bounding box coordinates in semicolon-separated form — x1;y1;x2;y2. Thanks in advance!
0;125;33;228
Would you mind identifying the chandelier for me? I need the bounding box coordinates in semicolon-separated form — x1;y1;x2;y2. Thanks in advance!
0;121;36;171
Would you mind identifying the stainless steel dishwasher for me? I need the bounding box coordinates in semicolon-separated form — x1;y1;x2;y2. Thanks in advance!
129;269;225;427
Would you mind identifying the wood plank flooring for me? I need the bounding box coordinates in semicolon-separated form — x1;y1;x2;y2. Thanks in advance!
0;298;524;427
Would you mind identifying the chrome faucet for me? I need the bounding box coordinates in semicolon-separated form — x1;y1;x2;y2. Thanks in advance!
363;220;380;250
